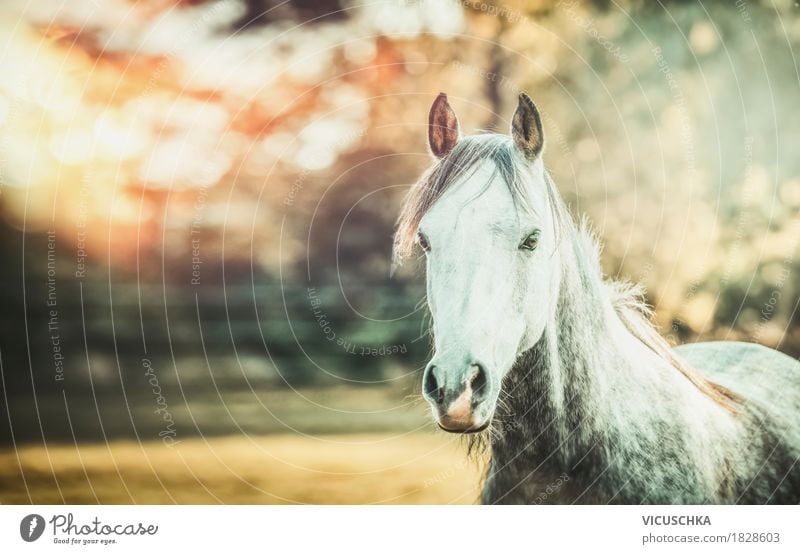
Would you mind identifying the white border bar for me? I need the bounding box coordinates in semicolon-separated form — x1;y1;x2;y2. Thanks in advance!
1;505;798;553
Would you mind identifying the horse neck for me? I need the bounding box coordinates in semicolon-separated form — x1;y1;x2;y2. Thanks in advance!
493;229;738;467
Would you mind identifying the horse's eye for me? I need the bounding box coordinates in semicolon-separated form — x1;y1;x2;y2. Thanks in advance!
417;232;431;253
520;231;540;251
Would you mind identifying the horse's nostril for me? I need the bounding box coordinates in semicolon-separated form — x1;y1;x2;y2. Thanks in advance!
470;363;488;402
424;365;444;404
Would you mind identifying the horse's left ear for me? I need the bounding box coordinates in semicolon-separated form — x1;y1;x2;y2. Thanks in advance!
511;92;544;160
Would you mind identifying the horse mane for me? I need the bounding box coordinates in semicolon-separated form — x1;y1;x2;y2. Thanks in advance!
577;223;743;414
395;133;742;425
607;282;743;413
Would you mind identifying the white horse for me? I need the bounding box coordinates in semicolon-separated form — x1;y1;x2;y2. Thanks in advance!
393;92;800;504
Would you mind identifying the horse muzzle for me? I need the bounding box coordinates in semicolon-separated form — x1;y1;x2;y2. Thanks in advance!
422;361;492;433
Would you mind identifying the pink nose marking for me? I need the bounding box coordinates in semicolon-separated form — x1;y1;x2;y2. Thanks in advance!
443;366;480;424
445;387;473;423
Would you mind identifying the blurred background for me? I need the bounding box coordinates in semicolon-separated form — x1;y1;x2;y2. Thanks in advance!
0;0;798;503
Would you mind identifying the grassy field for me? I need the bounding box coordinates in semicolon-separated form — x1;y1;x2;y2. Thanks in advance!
0;433;485;504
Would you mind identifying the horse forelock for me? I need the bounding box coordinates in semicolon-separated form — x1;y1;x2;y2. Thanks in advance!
393;134;534;266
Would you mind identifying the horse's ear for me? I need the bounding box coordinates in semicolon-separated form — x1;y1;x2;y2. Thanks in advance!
511;92;544;160
428;92;460;159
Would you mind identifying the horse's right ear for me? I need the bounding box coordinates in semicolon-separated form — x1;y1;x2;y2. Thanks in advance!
511;92;544;160
428;92;460;159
